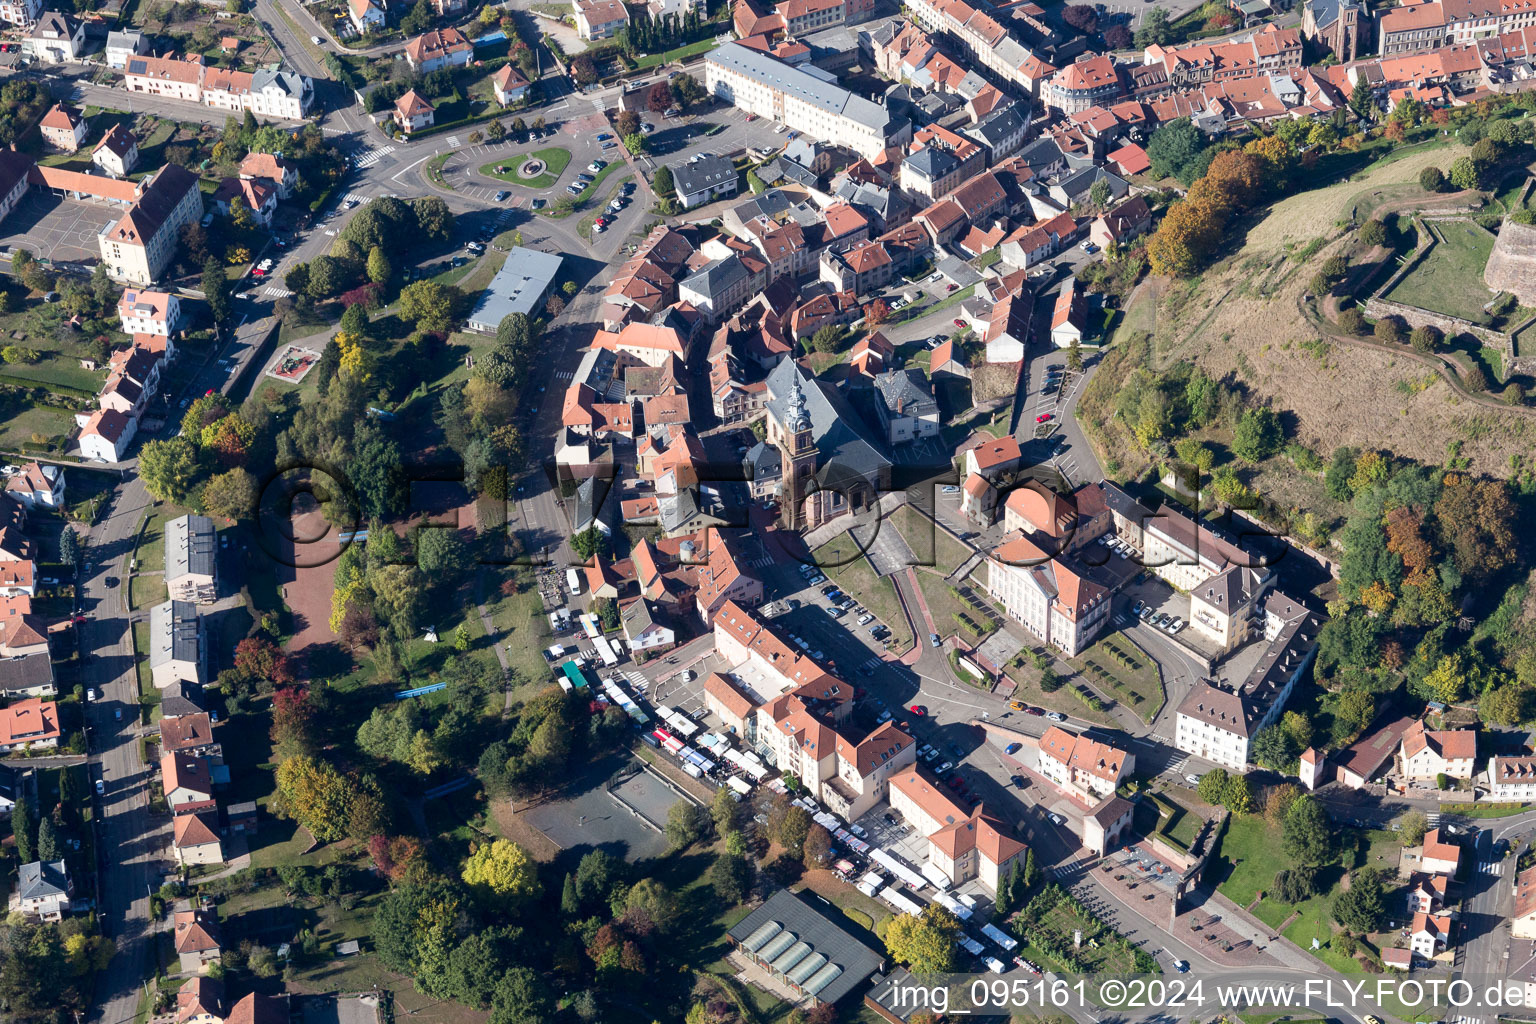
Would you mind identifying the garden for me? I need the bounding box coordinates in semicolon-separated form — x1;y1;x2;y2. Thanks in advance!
480;146;572;189
1069;631;1163;722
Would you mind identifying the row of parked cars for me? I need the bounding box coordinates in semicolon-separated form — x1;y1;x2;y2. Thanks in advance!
797;562;894;652
1131;599;1185;634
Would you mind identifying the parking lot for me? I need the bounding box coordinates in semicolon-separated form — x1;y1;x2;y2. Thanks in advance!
0;193;122;270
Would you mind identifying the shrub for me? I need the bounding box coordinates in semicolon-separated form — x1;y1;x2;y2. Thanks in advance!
1502;382;1525;405
1419;166;1444;192
1337;308;1366;334
1462;365;1488;392
1409;324;1441;353
1373;315;1403;345
1359;219;1386;247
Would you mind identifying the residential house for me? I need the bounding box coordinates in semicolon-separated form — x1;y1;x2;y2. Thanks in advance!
92;123;140;178
493;64;530;106
393;90;435;133
869;369;939;445
1089;195;1152;249
1488;755;1536;801
239;152;298;200
1419;828;1462;874
162;754;216;814
26;11;84;63
348;0;386;34
212;176;276;227
173;813;224;866
1037;726;1134;800
1409;911;1453;959
11;860;70;920
620;598;675;651
118;289;181;338
0;0;41;27
1513;865;1536;939
177;978;226;1024
38;104;87;153
150;600;206;688
0;653;56;697
105;28;147;68
1408;873;1448;915
173;909;223;972
673;154;740;209
227;993;289;1024
575;0;629;39
0;698;59;751
1399;720;1476;780
4;462;64;510
1044;54;1123;113
1083;795;1135;855
1050;281;1087;348
965;436;1023;479
160;712;218;757
404;27;473;72
166;514;217;603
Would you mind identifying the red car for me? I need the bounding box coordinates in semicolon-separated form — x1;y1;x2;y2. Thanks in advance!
952;318;966;328
909;704;926;716
1036;413;1053;423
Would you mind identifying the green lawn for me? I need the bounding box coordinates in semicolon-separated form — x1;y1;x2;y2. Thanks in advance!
129;573;167;612
813;534;916;654
0;404;76;452
486;567;555;702
632;38;718;69
1069;631;1164;722
479;146;572;189
1383;219;1498;323
893;503;971;575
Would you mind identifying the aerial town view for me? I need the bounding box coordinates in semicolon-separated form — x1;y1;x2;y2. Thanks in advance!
0;0;1534;1018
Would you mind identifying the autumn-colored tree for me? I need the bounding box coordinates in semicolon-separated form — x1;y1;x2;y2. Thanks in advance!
1201;149;1266;209
270;685;319;761
462;839;541;905
1384;506;1434;585
1244;134;1294;190
1359;581;1395;614
1433;476;1517;582
274;755;355;842
863;298;890;325
235;636;294;686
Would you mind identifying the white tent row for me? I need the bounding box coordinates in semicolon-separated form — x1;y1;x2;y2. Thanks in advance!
980;923;1018;951
934;890;973;921
879;885;924;916
920;862;951;890
834;828;870;855
727;776;753;796
958;934;986;956
723;748;771;781
856;878;881;897
870;848;928;891
813;811;841;831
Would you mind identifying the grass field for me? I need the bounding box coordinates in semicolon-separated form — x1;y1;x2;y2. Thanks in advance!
632;39;718;68
0;404;76;451
1070;631;1163;722
486;567;555;700
1383;219;1498;323
813;533;916;654
480;146;572;188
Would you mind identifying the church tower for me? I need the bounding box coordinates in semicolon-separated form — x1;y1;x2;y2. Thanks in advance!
778;380;818;531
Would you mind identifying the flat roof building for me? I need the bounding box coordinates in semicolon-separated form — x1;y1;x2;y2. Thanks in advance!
465;247;564;333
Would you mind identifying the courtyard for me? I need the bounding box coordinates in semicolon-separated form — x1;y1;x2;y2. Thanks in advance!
1382;218;1498;323
0;192;122;270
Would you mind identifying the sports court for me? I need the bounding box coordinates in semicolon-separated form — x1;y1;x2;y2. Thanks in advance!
524;765;684;861
0;193;121;268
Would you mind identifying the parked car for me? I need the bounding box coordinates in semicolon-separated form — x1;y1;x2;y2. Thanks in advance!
909;705;927;716
1131;600;1144;615
857;613;874;625
930;633;941;648
1184;773;1200;785
1048;813;1065;825
86;688;98;702
1011;775;1026;789
1005;742;1022;755
941;485;960;494
953;318;966;328
95;780;104;795
494;190;511;202
1035;413;1053;423
1045;711;1066;722
1024;707;1044;716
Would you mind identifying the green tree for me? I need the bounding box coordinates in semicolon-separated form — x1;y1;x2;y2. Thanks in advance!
11;796;33;863
571;527;606;560
623;132;648;154
1332;866;1386;932
665;800;710;849
366;245;392;285
59;528;80;570
201;468;256;521
1067;338;1083;372
202;258;231;329
1410;325;1441;353
884;904;961;972
415;527;470;579
139;437;203;505
708;852;751;903
1145;118;1207;182
1449;155;1481;190
1197;768;1230;805
710;785;739;836
274;755;355;842
397;280;458;334
652;165;674;197
35;816;62;862
1282;795;1332;866
777;804;811;858
1232;407;1282;462
1398;810;1430;847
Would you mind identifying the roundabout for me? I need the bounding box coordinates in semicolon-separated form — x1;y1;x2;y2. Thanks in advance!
479;146;572;189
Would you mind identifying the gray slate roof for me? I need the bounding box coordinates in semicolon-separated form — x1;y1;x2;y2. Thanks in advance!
166;514;216;581
150;600;202;677
707;43;902;135
0;654;53;694
764;358;890;484
727;889;883;1005
681;255;750;303
872;369;937;419
466;247;563;331
672;154;736;199
18;860;68;901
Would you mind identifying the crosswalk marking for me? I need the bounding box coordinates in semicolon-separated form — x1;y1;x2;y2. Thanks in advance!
340;192;371;206
747;555;773;569
353;144;396;169
262;285;292;298
446;135;460;148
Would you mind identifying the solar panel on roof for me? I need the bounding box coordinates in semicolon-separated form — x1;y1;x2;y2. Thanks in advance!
772;940;812;974
803;962;844;996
